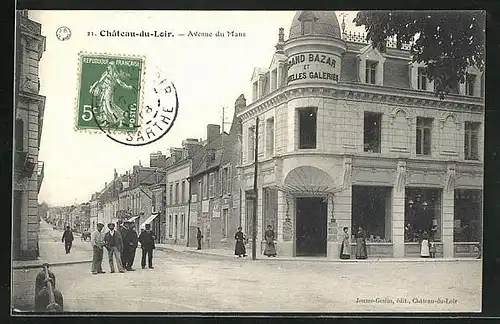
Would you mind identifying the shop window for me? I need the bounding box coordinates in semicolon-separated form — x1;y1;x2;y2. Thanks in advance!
262;187;278;236
352;186;392;242
454;189;482;242
15;119;24;151
248;126;255;162
298;107;317;149
416;117;433;155
222;208;228;239
417;67;427;90
266;118;275;157
404;188;442;242
465;73;476;96
465;122;480;160
365;61;377;84
364;112;382;153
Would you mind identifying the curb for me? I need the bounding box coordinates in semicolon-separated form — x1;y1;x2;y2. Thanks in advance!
155;246;481;263
13;260;92;270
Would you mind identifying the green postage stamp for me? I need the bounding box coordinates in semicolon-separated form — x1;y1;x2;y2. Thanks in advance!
76;53;145;131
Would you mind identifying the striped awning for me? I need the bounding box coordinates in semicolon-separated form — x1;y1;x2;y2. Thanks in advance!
140;212;159;229
127;215;140;222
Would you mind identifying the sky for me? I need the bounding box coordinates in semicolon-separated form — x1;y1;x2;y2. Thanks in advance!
30;10;364;206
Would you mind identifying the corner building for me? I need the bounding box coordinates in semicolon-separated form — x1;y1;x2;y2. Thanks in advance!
237;11;484;258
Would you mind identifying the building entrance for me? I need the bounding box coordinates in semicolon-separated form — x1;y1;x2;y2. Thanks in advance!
295;197;327;256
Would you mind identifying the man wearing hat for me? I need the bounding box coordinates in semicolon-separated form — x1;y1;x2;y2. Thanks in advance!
122;221;139;271
90;222;106;274
139;223;156;269
116;219;127;269
104;222;125;273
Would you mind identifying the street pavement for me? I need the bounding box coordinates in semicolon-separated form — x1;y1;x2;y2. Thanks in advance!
27;220;482;313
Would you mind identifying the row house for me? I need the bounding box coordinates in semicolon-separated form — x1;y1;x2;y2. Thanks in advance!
237;11;484;259
165;140;203;246
117;162;164;233
89;193;99;231
189;125;231;249
13;11;46;260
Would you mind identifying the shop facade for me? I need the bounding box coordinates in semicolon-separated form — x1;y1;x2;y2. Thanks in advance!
236;11;483;258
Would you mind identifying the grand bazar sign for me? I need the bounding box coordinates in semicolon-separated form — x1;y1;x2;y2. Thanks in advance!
287;52;340;84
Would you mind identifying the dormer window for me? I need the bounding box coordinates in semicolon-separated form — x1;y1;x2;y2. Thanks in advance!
358;45;386;86
459;67;482;97
409;62;434;92
365;61;377;84
303;20;313;35
466;73;476;96
417;67;427;90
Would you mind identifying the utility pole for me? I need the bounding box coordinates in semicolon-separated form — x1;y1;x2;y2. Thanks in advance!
252;117;259;260
222;106;225;134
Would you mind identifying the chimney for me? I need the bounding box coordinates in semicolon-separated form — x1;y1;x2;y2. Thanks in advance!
133;165;140;173
235;94;246;113
206;124;221;148
182;138;203;157
275;28;285;53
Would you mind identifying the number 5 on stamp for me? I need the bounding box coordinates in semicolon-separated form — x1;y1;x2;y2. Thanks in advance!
75;52;145;132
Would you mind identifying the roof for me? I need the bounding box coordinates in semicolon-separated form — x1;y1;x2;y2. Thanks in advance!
289;11;341;40
190;133;229;178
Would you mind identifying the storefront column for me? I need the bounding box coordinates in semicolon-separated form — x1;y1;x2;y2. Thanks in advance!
442;189;455;258
257;188;264;253
329;187;352;259
392;188;405;258
277;190;285;242
241;193;246;231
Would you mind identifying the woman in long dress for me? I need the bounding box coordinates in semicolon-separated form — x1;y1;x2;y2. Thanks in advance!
263;225;277;257
340;227;351;259
234;227;247;257
355;226;367;259
420;230;430;258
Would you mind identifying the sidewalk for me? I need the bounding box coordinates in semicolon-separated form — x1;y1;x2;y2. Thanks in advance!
156;243;481;263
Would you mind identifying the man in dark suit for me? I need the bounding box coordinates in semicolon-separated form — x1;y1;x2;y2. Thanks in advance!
104;223;125;273
139;223;156;269
122;221;139;270
61;225;74;254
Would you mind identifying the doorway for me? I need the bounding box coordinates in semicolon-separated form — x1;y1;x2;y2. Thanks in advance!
295;197;327;256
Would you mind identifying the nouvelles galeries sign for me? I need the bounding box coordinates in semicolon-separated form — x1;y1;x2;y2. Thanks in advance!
287;52;341;84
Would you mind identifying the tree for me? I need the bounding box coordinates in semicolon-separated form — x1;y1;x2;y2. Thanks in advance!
353;11;485;99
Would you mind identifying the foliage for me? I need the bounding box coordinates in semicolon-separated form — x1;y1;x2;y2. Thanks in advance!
354;11;485;99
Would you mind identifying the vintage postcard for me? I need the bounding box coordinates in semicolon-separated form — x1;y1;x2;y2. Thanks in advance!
12;10;484;313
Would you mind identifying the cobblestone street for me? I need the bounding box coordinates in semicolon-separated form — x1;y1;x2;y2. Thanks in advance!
20;221;482;313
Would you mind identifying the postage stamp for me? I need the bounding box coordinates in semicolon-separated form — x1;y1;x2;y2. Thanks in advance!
75;53;145;132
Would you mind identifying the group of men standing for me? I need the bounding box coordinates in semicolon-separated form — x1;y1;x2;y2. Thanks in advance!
90;219;156;275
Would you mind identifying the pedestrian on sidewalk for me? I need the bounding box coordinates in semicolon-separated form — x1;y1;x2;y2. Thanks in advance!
139;223;156;269
196;227;203;250
104;223;125;273
355;226;367;260
234;227;247;257
340;227;351;259
61;225;74;254
263;225;277;257
91;222;106;274
123;221;139;271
